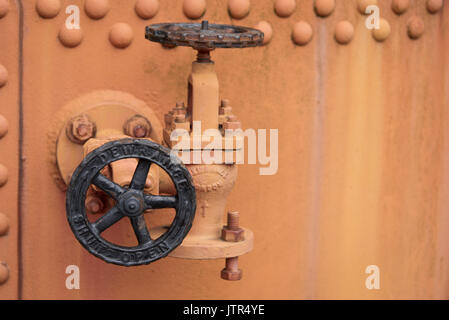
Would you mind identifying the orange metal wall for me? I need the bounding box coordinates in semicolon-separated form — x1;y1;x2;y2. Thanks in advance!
1;0;449;299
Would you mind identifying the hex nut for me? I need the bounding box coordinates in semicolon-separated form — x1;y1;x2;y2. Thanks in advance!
124;115;152;138
221;226;245;242
66;114;96;144
221;268;242;281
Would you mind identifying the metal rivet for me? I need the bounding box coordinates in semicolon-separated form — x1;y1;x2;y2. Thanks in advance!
357;0;377;15
135;0;159;20
0;213;9;236
407;16;424;40
0;114;8;138
35;0;61;19
274;0;296;18
391;0;410;15
372;18;391;42
228;0;250;20
292;21;313;46
0;0;10;19
314;0;335;17
0;164;8;187
0;64;8;88
58;25;83;48
0;262;9;285
427;0;443;14
254;21;272;45
85;0;110;20
183;0;206;20
109;23;134;49
335;20;354;45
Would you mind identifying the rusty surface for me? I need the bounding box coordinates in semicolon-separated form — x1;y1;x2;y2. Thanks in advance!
0;0;448;299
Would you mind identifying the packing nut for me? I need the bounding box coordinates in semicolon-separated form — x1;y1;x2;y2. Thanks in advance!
124;115;152;138
66;114;96;145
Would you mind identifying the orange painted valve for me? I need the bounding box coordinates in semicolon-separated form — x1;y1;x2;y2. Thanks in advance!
146;21;263;280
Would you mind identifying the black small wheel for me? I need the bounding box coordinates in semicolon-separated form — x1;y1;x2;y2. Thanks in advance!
66;139;196;266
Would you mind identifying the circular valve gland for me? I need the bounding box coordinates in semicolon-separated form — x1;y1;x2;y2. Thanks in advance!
145;20;264;50
66;139;196;266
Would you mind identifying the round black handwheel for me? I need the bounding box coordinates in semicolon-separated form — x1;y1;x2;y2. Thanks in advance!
145;20;264;49
66;139;196;266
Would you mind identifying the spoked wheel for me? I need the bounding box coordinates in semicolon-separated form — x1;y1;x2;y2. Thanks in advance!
66;139;196;266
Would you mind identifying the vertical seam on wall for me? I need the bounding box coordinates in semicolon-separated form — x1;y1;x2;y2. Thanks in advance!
16;0;24;300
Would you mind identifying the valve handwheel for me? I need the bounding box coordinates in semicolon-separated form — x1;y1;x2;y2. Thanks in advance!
66;139;196;266
145;20;264;50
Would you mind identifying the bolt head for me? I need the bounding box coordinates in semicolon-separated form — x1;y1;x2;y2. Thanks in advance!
85;196;104;214
67;114;96;144
221;268;242;281
124;115;152;138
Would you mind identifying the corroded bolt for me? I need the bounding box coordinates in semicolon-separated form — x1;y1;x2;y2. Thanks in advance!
133;125;148;138
85;195;104;214
221;212;244;281
124;115;152;138
222;211;244;242
228;211;239;230
223;115;241;130
220;99;233;115
174;114;186;123
67;114;96;144
221;257;242;281
174;102;186;115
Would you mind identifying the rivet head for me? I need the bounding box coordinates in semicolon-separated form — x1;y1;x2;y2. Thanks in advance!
391;0;410;15
84;0;110;20
36;0;61;19
0;0;10;19
0;262;9;285
292;21;313;46
58;26;83;48
314;0;335;17
357;0;377;14
109;23;134;49
183;0;206;19
427;0;443;14
0;213;9;236
407;16;424;40
0;114;8;138
135;0;159;20
0;64;8;88
254;21;272;45
335;20;354;45
0;164;8;188
228;0;250;20
372;18;391;42
274;0;296;18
